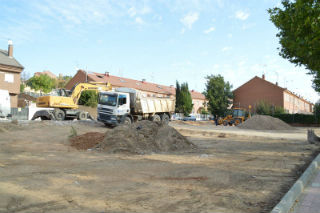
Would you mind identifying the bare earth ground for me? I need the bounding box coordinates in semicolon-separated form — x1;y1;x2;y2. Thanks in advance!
0;120;319;213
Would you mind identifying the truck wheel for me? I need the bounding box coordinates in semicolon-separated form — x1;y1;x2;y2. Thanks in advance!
78;111;87;120
151;114;161;122
234;118;242;126
123;117;132;125
54;109;65;121
223;120;228;126
161;114;170;124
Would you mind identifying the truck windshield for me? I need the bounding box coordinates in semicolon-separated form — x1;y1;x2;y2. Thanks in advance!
99;94;118;106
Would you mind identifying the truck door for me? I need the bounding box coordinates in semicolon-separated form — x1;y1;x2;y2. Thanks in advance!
117;94;130;115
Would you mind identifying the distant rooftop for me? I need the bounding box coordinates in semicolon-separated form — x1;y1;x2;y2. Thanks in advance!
82;70;206;100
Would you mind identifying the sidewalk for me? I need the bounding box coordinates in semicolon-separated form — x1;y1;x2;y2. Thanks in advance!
291;168;320;213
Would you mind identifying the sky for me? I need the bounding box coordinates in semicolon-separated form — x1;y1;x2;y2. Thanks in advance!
0;0;318;103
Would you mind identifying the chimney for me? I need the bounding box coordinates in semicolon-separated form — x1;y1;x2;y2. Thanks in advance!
275;82;278;86
262;74;265;80
142;78;146;83
105;72;109;77
8;40;13;58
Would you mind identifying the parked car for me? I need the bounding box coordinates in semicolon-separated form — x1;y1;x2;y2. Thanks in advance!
183;115;196;121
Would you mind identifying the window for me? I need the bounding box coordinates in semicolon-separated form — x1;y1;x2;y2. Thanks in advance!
4;74;14;83
118;94;127;105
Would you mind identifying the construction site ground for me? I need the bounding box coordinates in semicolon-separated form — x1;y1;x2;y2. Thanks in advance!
0;120;319;213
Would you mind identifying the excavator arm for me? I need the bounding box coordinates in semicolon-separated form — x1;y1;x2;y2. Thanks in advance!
36;82;112;109
70;82;112;105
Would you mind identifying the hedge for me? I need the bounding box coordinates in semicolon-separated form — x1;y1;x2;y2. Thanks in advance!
273;113;319;124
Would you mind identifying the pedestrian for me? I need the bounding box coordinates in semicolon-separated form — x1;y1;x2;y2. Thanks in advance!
215;114;219;126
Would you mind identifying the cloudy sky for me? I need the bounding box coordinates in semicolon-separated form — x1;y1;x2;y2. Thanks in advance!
0;0;318;102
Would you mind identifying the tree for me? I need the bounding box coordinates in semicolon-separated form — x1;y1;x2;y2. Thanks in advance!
175;81;182;112
268;0;320;91
78;90;98;108
27;74;56;93
175;81;193;116
255;100;286;115
56;75;72;88
203;74;233;116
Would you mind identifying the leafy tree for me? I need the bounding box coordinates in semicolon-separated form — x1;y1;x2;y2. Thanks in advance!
268;0;320;91
204;74;233;116
255;100;271;115
175;81;193;116
200;108;209;115
27;74;56;93
255;100;285;115
56;75;72;88
78;90;98;108
20;84;25;93
175;81;182;112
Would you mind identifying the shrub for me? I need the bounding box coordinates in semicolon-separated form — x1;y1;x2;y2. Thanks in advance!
255;100;285;116
273;113;318;124
78;90;98;108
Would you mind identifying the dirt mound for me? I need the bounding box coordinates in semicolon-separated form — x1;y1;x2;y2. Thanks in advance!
0;121;24;132
70;120;195;154
70;132;105;150
97;120;196;154
237;115;295;131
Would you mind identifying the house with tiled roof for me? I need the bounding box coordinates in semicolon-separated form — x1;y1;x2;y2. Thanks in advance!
65;70;207;114
0;41;24;107
34;70;57;79
233;74;314;114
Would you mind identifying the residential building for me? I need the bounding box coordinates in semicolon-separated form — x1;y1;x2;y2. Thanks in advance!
233;74;313;114
0;41;24;107
34;70;57;79
65;70;207;114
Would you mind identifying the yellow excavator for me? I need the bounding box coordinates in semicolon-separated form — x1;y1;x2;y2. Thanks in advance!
32;82;112;121
219;107;250;126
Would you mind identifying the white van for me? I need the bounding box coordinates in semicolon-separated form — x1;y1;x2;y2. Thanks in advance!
0;89;11;118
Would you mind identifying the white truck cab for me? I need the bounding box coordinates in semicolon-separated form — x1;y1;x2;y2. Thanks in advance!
97;88;175;126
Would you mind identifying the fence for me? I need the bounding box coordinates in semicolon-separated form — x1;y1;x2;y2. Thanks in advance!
172;113;210;121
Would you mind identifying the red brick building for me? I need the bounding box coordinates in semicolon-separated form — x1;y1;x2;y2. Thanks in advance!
65;70;207;114
0;41;24;107
233;74;313;114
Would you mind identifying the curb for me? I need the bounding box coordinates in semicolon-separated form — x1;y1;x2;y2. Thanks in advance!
271;153;320;213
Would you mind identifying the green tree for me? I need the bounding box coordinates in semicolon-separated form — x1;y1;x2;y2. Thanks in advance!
255;100;286;115
204;74;233;116
255;100;272;115
78;90;98;108
27;74;56;93
268;0;320;91
175;81;193;116
175;81;182;112
56;75;72;88
20;84;25;93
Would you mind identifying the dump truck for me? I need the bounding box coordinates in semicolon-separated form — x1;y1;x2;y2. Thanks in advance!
32;82;112;121
97;88;175;126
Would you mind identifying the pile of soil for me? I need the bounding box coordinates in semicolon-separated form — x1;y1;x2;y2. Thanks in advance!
70;120;196;154
70;132;105;150
237;115;295;131
0;121;23;132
